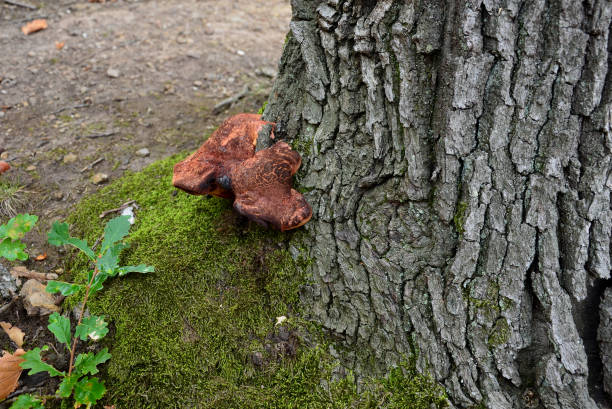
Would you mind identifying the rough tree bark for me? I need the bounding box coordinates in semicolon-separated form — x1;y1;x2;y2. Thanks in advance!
261;0;612;408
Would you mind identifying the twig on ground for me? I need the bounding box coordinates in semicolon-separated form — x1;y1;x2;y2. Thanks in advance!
77;130;117;139
91;233;104;251
3;0;36;10
52;103;90;115
79;157;104;173
11;266;58;281
98;199;136;219
212;85;249;114
0;296;18;315
7;387;42;401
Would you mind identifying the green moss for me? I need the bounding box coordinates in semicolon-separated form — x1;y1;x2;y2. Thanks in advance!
113;118;131;128
263;354;448;409
453;201;468;235
373;361;448;409
42;147;68;162
290;126;314;157
463;281;501;322
283;31;292;48
84;122;107;134
258;101;268;115
63;154;448;409
499;295;514;311
488;318;510;347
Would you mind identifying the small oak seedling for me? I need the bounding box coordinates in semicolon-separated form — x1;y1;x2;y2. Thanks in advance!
11;215;154;409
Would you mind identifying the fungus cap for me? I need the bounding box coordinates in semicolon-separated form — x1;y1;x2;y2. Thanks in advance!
230;142;312;231
172;113;273;198
173;115;311;231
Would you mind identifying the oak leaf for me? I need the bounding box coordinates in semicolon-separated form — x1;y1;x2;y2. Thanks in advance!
0;349;25;400
0;322;25;347
21;20;48;35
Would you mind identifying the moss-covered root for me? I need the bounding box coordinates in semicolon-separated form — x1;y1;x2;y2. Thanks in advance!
65;154;447;408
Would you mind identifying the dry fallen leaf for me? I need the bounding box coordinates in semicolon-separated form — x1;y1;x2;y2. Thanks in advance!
0;323;25;348
0;161;10;174
21;19;48;35
55;41;65;50
0;349;25;400
34;253;47;261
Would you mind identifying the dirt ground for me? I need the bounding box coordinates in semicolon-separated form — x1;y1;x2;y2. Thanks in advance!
0;0;291;402
0;0;291;262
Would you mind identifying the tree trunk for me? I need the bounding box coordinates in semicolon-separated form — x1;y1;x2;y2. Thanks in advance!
262;0;612;407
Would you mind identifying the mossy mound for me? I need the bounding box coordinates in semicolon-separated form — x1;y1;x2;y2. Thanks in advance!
64;154;448;409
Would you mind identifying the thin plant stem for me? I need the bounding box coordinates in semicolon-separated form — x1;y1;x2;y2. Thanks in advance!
67;266;98;376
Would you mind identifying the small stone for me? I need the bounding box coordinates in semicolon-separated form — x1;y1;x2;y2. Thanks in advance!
250;351;263;367
236;50;245;56
0;112;5;119
63;153;77;164
91;173;109;184
260;67;277;78
20;279;60;316
54;268;64;274
135;148;150;157
177;36;193;44
186;51;201;59
53;191;64;201
0;263;17;300
0;152;8;159
106;68;120;78
193;80;203;87
26;165;36;171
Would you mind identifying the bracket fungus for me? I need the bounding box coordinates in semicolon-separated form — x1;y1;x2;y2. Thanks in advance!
172;114;312;231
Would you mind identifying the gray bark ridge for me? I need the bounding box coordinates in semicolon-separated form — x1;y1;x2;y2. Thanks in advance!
264;0;612;408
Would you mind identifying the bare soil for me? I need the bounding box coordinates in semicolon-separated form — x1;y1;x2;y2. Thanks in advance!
0;0;291;402
0;0;291;261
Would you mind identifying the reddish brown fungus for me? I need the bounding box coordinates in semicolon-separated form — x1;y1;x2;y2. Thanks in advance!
173;114;312;231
